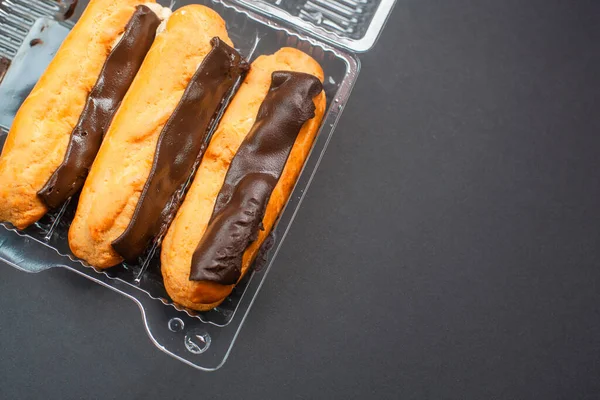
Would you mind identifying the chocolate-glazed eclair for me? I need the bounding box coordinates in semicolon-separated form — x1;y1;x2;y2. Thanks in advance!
112;38;248;262
38;4;164;209
190;71;322;284
0;0;171;229
69;5;242;268
161;48;327;311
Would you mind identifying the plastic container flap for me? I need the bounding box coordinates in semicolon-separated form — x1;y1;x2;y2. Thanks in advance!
229;0;398;52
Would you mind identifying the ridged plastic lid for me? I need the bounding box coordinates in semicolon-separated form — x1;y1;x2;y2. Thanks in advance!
0;0;74;60
230;0;397;53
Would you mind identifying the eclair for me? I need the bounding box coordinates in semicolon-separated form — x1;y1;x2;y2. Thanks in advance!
161;48;327;311
69;5;248;268
0;0;171;229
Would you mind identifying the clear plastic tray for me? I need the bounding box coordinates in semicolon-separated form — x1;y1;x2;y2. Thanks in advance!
235;0;398;52
0;0;361;370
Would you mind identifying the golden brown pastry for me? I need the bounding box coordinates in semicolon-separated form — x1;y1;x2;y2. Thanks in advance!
161;48;327;311
0;0;170;229
69;5;236;268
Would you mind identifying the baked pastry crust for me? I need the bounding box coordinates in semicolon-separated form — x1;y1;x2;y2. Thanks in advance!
161;48;326;311
69;5;233;268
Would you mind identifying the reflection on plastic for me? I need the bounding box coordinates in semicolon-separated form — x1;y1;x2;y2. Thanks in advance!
185;330;212;354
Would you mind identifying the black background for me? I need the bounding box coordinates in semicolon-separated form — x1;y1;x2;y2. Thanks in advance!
2;0;600;399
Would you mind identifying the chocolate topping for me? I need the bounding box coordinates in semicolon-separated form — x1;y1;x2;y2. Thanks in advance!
0;57;10;85
54;0;79;20
190;71;323;284
38;5;161;209
111;38;249;262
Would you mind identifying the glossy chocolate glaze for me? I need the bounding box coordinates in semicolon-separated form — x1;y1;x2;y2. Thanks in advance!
112;38;249;262
0;57;10;85
38;5;161;209
190;71;323;284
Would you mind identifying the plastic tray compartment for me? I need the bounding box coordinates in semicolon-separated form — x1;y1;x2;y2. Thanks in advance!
0;0;359;370
233;0;398;52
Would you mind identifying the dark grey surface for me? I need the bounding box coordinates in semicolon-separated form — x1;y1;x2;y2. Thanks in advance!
2;0;600;399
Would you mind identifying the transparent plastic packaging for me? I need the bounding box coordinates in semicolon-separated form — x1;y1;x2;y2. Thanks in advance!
235;0;398;52
0;0;394;370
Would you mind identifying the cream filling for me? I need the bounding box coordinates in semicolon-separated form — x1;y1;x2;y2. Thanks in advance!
144;2;172;34
110;4;173;50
